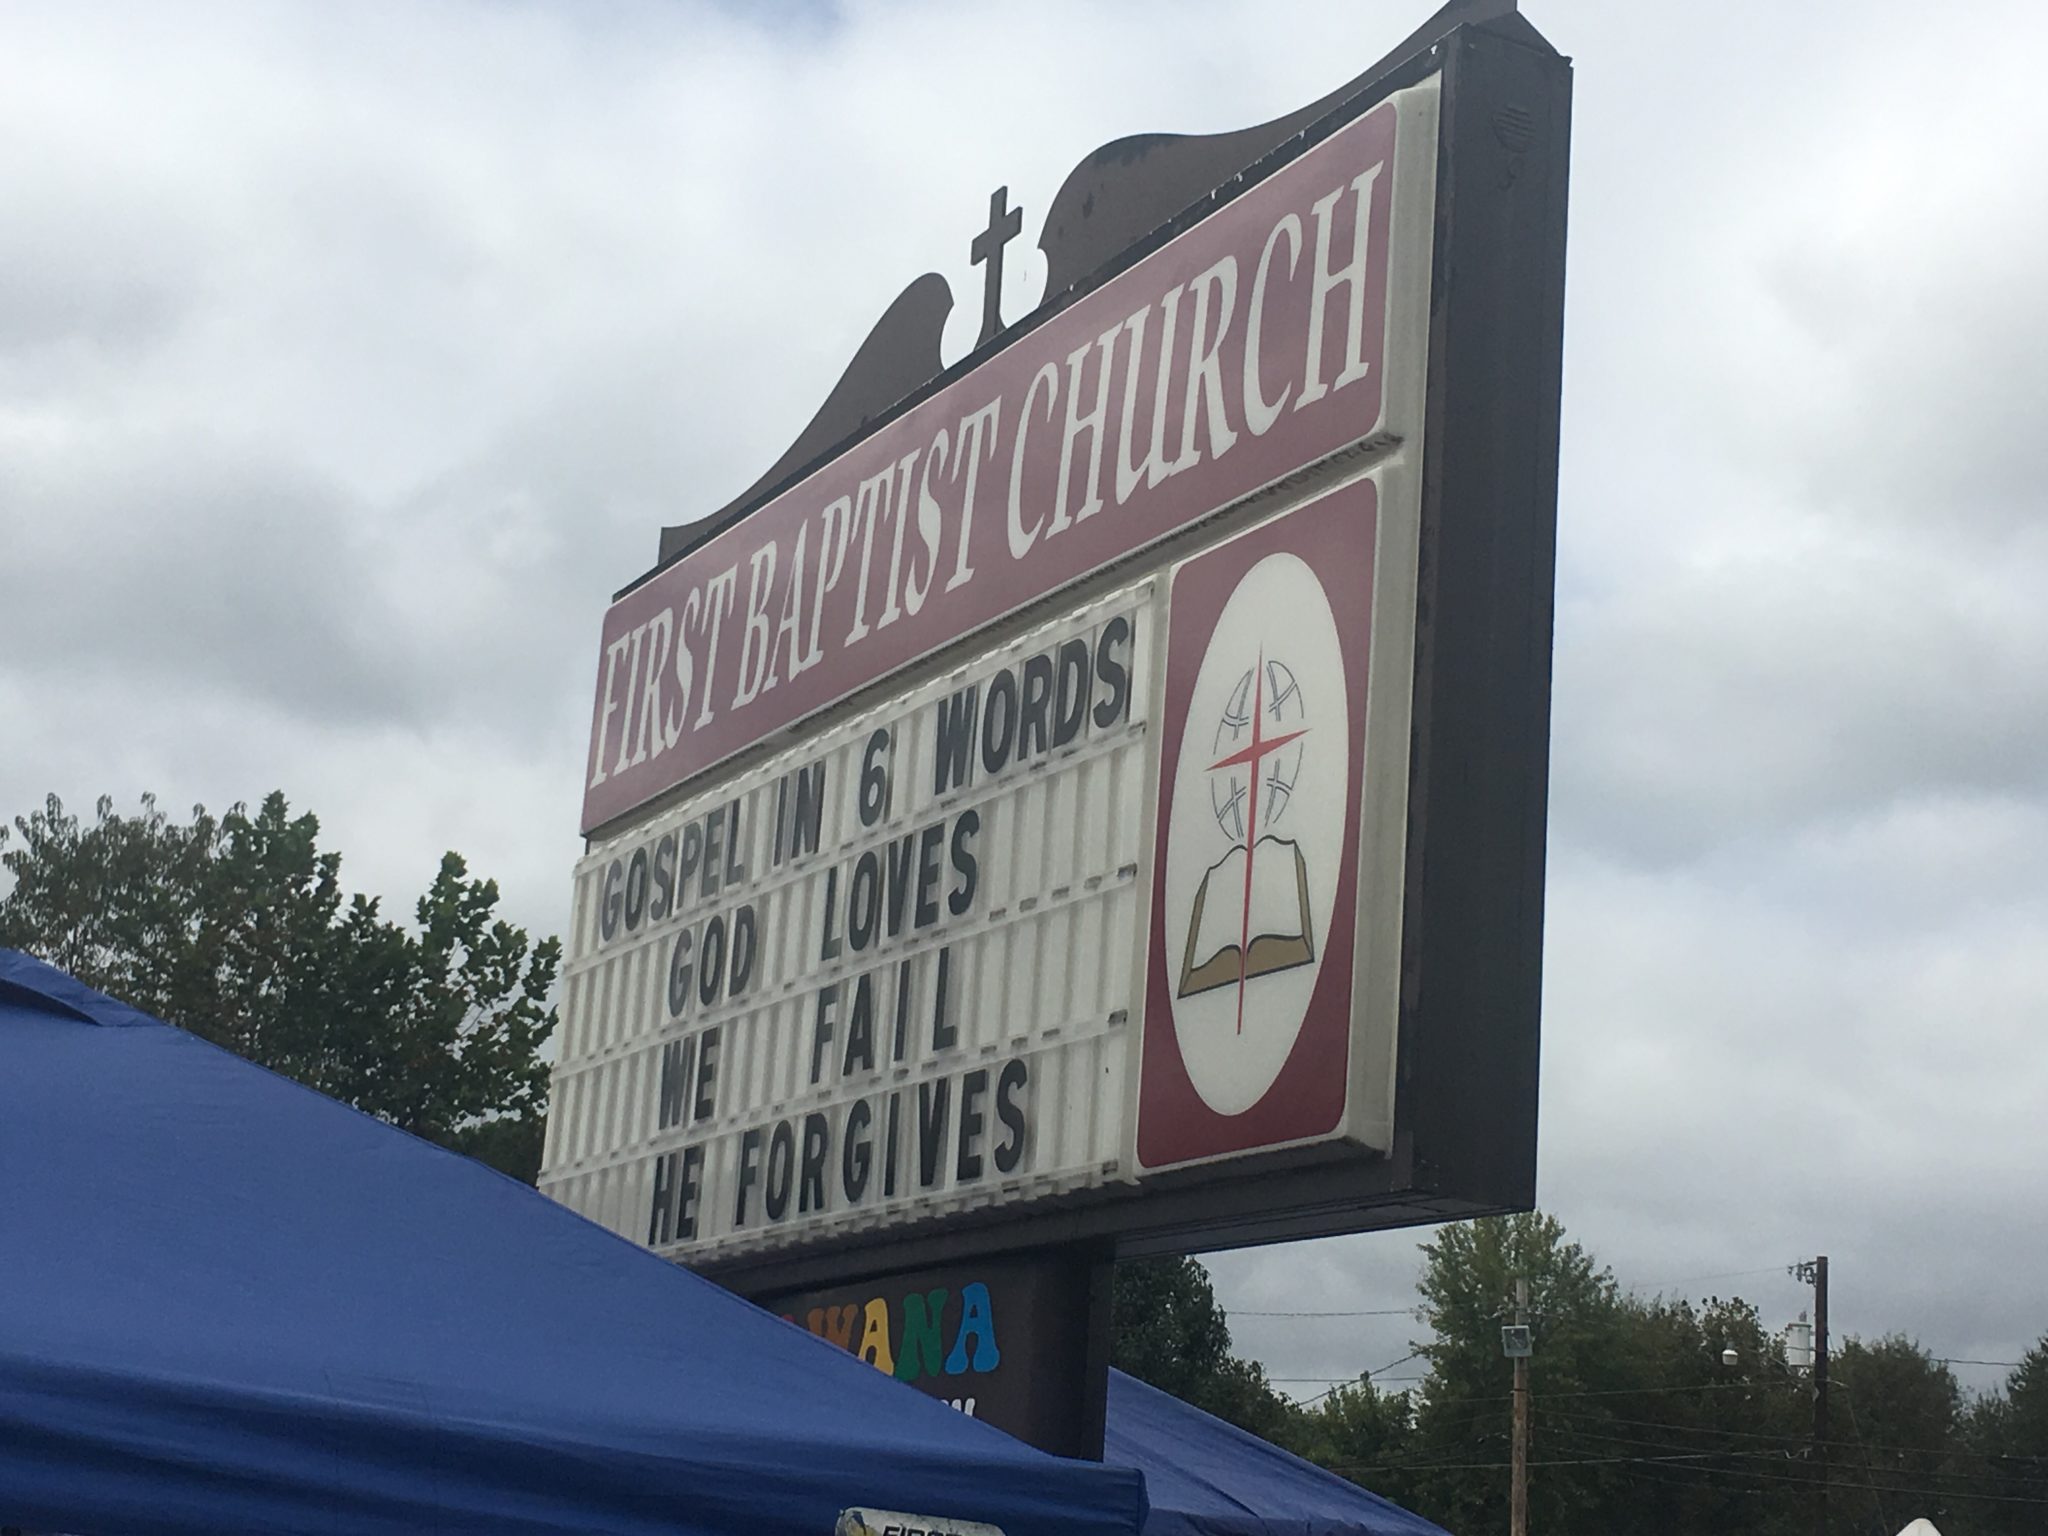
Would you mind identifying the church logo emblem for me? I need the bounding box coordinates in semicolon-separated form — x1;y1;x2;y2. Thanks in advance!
1158;550;1349;1120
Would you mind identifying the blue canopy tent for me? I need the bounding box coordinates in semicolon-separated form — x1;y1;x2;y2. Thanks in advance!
0;950;1146;1536
1106;1371;1446;1536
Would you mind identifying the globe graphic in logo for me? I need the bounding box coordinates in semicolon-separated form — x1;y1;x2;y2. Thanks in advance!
1209;659;1308;846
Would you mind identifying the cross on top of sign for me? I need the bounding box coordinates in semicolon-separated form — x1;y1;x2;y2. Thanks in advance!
970;185;1023;348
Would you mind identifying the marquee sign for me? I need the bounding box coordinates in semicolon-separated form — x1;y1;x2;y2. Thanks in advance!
546;580;1153;1264
542;11;1568;1295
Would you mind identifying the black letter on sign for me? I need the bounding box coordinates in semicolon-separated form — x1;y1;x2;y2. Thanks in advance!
994;1057;1028;1174
676;821;704;904
648;1150;679;1246
765;1119;796;1221
729;903;758;999
678;1144;703;1239
657;1036;691;1130
892;959;914;1064
844;972;876;1075
1018;651;1054;760
843;1098;874;1202
734;1126;763;1225
956;1067;989;1182
931;946;958;1053
694;1026;720;1123
1093;614;1132;729
917;1078;951;1189
651;832;677;921
859;727;892;828
981;669;1017;776
934;684;978;796
849;851;881;953
948;809;981;917
723;796;746;887
600;859;624;942
1052;637;1091;749
624;847;650;932
820;865;842;961
793;760;825;859
700;807;725;901
799;1112;830;1213
884;1093;901;1198
696;914;727;1008
884;831;915;938
914;821;945;930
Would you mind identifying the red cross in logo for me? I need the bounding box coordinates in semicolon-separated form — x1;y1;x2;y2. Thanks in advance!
1206;651;1309;1034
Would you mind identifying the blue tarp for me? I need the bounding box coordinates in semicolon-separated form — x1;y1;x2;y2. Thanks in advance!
0;950;1148;1536
1106;1371;1447;1536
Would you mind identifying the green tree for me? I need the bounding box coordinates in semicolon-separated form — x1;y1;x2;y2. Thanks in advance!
1111;1255;1301;1443
1391;1214;1821;1536
1402;1211;1635;1533
1579;1293;1809;1536
1829;1334;1971;1536
1294;1376;1421;1509
0;792;559;1181
1966;1336;2048;1534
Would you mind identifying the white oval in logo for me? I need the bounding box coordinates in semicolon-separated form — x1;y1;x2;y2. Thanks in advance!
1161;552;1348;1117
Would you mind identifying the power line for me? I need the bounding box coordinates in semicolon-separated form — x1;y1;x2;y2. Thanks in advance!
1235;1307;1413;1318
1542;1405;2048;1476
1622;1264;1802;1292
1556;1445;2048;1508
1543;1421;2048;1506
1467;1380;1768;1405
1322;1446;2048;1505
1288;1352;1425;1406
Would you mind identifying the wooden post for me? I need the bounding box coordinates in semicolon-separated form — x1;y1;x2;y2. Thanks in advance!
1813;1256;1830;1536
1512;1276;1529;1536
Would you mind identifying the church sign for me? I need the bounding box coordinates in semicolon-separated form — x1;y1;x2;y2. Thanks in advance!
542;10;1569;1302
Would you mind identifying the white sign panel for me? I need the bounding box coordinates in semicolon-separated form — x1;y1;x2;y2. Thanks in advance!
543;585;1155;1263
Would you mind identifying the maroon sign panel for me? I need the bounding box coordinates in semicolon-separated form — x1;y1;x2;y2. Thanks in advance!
1138;482;1375;1169
583;99;1401;832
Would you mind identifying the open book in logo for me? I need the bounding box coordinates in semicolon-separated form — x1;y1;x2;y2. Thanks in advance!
1178;834;1315;998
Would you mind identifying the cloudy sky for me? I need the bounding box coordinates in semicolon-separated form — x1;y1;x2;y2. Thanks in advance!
5;0;2045;1399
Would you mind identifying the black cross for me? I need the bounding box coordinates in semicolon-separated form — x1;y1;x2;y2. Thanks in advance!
970;185;1023;348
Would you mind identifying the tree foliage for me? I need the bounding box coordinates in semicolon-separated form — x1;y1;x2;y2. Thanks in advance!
1116;1215;2048;1536
0;792;558;1180
1111;1255;1299;1443
1966;1337;2048;1532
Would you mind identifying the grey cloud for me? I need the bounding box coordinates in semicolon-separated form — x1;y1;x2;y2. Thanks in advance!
0;430;423;721
1551;517;2048;865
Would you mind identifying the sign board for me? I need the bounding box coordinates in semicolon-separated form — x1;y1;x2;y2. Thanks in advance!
770;1251;1110;1458
541;20;1568;1295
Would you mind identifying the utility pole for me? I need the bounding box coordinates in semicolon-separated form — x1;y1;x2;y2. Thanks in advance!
1794;1256;1830;1536
1511;1277;1530;1536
